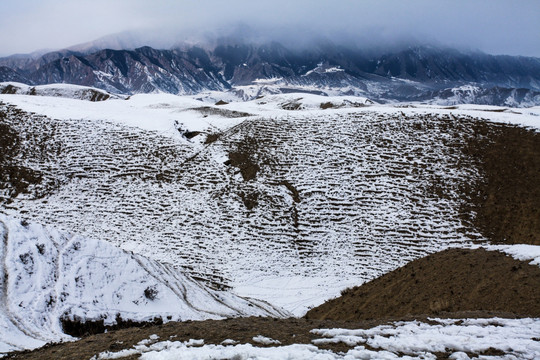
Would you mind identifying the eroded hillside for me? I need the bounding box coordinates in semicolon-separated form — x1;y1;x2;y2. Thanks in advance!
1;99;519;313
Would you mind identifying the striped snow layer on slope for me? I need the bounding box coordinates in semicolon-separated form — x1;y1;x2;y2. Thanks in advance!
0;214;286;355
0;97;484;315
2;93;538;314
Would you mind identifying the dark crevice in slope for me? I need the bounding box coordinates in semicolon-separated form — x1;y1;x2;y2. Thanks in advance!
60;315;164;338
279;180;301;203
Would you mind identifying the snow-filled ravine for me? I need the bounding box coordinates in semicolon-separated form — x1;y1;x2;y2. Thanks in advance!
0;214;285;355
94;317;540;360
0;89;539;317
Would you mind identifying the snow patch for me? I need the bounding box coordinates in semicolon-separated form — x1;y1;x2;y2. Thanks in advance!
484;244;540;266
252;335;281;345
312;318;540;359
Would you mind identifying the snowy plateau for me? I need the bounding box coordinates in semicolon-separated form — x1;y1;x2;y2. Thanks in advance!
0;83;539;358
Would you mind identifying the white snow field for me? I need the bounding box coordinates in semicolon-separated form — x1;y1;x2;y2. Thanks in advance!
483;244;540;267
0;214;285;355
0;88;539;316
92;317;540;360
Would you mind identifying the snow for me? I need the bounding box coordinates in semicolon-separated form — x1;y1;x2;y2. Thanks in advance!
3;88;538;318
484;244;540;266
98;341;336;360
232;275;361;316
0;214;286;355
1;85;540;356
252;335;281;345
304;65;344;77
253;77;283;84
92;318;540;359
0;92;248;142
0;82;125;101
2;86;537;134
312;318;540;359
221;339;239;345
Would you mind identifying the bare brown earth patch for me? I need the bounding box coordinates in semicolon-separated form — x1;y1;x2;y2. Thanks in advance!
204;132;221;144
0;121;42;198
8;314;521;360
460;122;540;245
3;318;373;359
320;101;334;109
305;248;540;321
0;104;59;203
227;135;261;181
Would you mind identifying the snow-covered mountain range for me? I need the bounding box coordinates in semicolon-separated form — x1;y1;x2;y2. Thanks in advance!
1;41;540;106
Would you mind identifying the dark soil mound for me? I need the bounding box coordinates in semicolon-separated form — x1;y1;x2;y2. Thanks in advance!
227;135;261;181
305;248;540;321
460;122;540;245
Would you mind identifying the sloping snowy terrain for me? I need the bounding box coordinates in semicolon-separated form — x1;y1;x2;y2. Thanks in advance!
1;90;539;317
0;215;286;353
1;86;540;358
0;214;285;355
0;82;125;101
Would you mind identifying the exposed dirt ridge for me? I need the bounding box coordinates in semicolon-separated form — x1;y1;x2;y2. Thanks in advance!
305;248;540;321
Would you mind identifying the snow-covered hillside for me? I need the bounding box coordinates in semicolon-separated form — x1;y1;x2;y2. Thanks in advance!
0;82;126;101
1;89;539;318
0;214;286;355
426;84;540;108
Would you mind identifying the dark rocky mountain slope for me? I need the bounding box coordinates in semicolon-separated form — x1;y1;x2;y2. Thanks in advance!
1;41;540;105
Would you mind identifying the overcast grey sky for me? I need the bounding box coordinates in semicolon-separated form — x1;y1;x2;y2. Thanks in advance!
1;0;539;57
